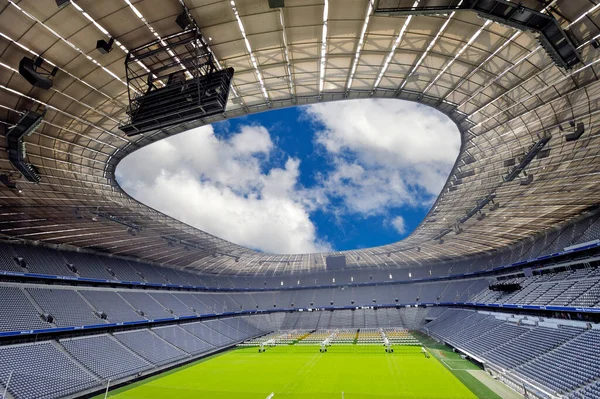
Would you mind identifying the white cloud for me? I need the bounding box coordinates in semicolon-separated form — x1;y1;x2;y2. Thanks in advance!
117;99;459;254
390;216;406;235
116;125;330;254
303;99;460;216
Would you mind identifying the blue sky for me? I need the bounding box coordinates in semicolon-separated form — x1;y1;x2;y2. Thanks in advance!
116;99;460;254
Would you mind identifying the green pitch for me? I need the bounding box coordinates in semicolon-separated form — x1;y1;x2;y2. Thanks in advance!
101;344;496;399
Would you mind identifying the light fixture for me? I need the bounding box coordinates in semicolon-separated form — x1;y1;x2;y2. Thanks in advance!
268;0;285;8
96;37;114;54
175;12;191;30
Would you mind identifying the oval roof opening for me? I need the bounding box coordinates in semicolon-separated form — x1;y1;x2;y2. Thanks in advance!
116;98;460;254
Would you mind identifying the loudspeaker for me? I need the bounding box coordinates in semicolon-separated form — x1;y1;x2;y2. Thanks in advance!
565;122;585;142
96;37;114;54
176;12;191;30
55;0;70;8
268;0;285;8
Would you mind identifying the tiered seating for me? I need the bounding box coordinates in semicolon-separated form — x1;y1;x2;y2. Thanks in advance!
423;309;475;340
27;288;102;327
517;330;600;394
157;266;191;286
470;267;600;308
275;329;311;344
331;329;356;343
356;328;382;344
385;328;420;345
423;309;600;396
61;334;152;380
119;292;173;319
298;330;331;344
462;323;527;355
0;313;266;399
220;317;262;337
364;309;378;327
316;311;332;329
172;293;211;314
150;293;196;317
62;251;113;280
484;325;583;369
204;319;244;341
568;380;600;399
313;289;333;307
245;313;285;332
218;294;243;312
0;287;49;332
531;281;575;305
551;278;598;306
385;308;404;327
444;314;504;349
399;308;429;330
152;325;214;355
0;244;22;272
181;321;232;347
192;294;221;313
570;276;600;307
127;261;168;284
101;258;142;282
295;311;322;329
15;246;69;276
438;280;475;302
240;331;280;346
330;310;353;328
0;341;99;399
79;290;143;323
114;330;188;366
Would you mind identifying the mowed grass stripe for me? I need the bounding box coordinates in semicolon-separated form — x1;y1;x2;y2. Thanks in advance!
99;345;481;399
415;332;502;399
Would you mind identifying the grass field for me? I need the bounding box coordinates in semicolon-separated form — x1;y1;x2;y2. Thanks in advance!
99;336;504;399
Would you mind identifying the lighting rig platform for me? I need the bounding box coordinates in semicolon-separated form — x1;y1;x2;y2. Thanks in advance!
119;28;234;136
5;108;46;183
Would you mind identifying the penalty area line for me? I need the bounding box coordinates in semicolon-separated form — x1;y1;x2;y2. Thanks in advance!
441;358;472;371
266;393;275;399
441;358;461;370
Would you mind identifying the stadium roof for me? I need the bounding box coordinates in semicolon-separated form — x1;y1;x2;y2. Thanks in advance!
0;0;599;275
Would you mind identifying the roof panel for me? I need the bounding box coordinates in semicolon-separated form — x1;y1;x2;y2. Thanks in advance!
0;0;598;275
